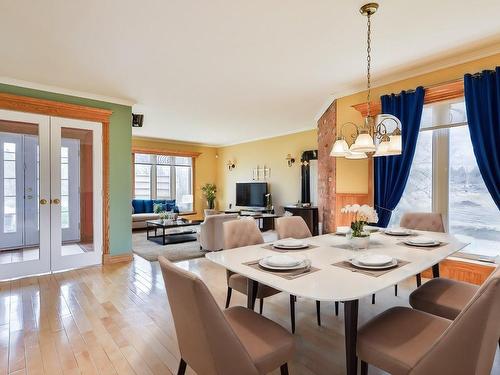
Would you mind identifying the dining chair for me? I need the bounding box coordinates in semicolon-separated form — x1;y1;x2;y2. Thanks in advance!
393;212;445;296
275;216;339;326
357;265;500;375
409;272;500;348
158;256;295;375
223;218;281;315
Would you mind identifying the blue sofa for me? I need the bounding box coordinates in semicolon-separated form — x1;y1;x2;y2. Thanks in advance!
131;199;180;229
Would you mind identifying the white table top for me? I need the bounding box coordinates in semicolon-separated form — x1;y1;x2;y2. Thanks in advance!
205;231;468;302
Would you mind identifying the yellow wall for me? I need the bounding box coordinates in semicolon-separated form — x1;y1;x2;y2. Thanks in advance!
215;130;317;212
335;52;500;194
132;137;218;220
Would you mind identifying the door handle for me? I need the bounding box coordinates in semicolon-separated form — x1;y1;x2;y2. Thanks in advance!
40;199;48;205
52;198;61;205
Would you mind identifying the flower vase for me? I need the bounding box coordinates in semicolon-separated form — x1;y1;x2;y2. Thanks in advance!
347;233;370;250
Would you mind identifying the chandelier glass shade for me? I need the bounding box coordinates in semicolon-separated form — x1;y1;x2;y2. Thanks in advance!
331;3;403;159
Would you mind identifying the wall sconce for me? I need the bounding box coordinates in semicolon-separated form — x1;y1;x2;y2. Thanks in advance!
286;154;296;167
227;160;236;171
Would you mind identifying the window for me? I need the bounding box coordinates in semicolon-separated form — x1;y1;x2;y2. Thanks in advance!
133;153;193;212
390;99;500;261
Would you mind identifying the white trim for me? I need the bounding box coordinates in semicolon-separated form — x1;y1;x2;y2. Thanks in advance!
0;77;135;106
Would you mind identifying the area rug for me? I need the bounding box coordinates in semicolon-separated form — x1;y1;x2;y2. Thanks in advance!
132;228;206;262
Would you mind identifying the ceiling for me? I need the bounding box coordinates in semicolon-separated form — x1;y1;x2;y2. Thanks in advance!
1;1;499;146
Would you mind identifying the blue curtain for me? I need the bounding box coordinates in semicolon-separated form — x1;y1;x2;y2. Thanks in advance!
374;86;425;227
464;67;500;210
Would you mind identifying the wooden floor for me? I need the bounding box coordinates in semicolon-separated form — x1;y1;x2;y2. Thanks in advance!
0;255;498;375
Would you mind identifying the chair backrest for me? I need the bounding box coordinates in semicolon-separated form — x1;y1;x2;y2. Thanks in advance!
411;266;500;375
400;212;445;232
223;217;264;249
200;214;239;251
276;216;312;240
158;256;259;375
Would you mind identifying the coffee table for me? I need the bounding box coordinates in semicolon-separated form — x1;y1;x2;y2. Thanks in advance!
146;219;202;245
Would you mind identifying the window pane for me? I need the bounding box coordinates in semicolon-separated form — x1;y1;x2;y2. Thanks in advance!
157;155;172;165
449;126;500;260
389;130;433;226
156;165;171;199
4;160;16;178
175;166;193;211
3;143;15;153
134;153;152;163
4;179;16;196
134;164;151;199
174;156;192;166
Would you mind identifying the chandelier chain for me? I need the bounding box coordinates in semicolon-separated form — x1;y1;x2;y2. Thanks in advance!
366;12;372;118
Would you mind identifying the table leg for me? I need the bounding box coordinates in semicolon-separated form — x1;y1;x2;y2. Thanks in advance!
163;227;166;245
147;226;150;239
246;279;258;310
432;263;440;278
344;299;359;375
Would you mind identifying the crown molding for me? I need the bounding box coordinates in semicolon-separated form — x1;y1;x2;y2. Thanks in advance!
0;77;135;106
315;44;500;121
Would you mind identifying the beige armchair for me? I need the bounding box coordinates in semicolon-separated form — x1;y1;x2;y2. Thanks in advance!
198;213;238;251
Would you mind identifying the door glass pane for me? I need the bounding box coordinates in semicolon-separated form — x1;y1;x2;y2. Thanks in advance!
0;121;40;264
60;127;93;256
449;126;500;260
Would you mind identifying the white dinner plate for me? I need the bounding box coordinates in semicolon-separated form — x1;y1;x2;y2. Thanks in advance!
350;258;398;270
404;239;441;247
356;254;393;266
363;225;380;233
384;228;412;236
336;226;351;236
264;255;302;267
273;239;309;250
259;257;311;271
406;236;436;245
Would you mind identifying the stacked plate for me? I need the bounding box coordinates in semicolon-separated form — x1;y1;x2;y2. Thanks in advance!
363;225;380;233
273;238;309;250
404;237;441;247
259;255;310;271
350;254;397;270
384;227;412;236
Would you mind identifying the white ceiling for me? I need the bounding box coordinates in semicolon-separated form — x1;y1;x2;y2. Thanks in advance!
1;0;499;146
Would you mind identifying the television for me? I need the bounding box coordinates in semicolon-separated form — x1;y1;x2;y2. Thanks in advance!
236;182;268;208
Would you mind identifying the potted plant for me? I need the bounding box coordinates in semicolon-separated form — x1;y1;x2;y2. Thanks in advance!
340;204;378;250
201;183;217;210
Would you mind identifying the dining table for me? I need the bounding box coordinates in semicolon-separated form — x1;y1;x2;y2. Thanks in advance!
205;230;469;375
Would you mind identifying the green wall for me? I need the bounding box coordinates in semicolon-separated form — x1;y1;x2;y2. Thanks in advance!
0;83;132;255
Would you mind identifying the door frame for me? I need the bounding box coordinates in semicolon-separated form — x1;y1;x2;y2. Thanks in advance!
0;92;112;263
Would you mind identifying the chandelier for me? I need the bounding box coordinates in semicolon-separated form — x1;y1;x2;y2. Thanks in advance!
331;3;402;159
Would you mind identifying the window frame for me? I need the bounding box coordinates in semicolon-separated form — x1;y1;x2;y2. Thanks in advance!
132;151;195;214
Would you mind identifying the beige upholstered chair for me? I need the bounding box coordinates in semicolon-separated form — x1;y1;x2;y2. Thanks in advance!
357;266;500;375
198;213;238;251
158;256;295;375
275;216;312;240
393;212;445;296
400;212;445;232
275;216;338;325
223;217;281;312
409;277;479;320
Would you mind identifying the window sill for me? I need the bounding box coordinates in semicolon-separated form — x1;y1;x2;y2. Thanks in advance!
179;211;197;216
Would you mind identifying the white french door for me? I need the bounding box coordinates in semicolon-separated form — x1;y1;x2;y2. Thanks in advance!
0;110;102;280
50;117;102;272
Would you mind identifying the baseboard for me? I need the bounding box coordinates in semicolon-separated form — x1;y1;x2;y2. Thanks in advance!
102;253;134;264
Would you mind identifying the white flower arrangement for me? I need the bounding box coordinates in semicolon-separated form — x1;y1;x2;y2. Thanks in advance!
341;204;378;237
